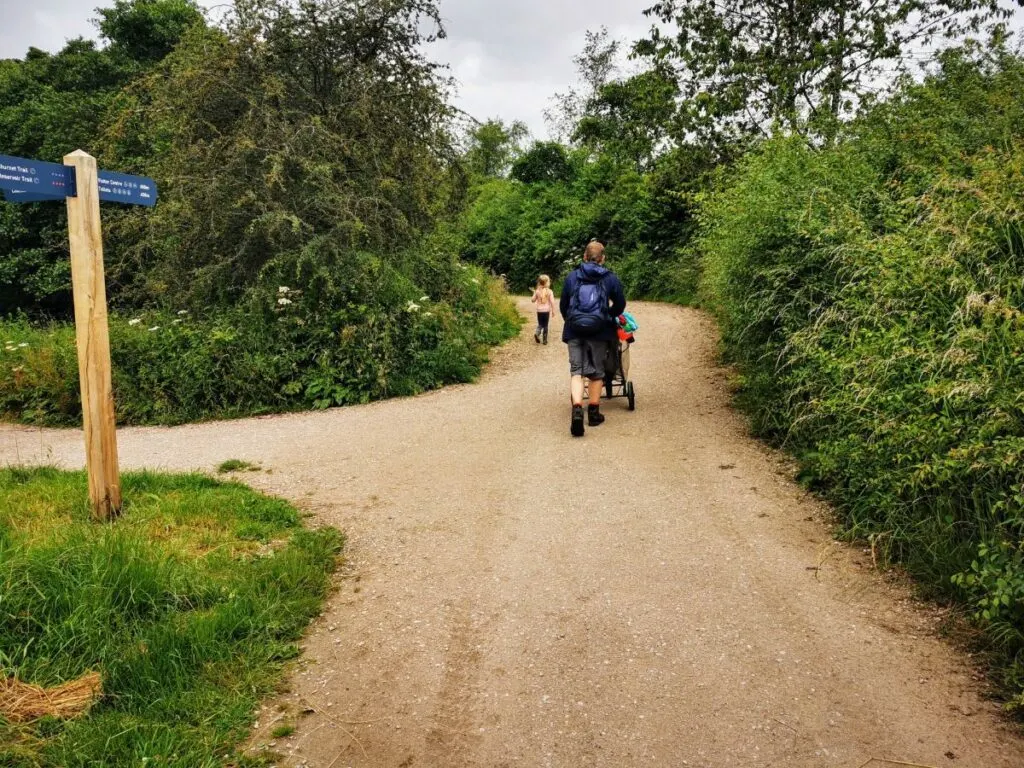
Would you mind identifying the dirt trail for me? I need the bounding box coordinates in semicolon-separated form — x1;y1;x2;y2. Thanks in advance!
2;300;1022;768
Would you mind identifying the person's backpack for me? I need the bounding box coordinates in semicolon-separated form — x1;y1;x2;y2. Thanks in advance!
567;270;610;335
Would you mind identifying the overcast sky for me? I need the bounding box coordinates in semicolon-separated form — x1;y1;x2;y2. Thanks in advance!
0;0;654;139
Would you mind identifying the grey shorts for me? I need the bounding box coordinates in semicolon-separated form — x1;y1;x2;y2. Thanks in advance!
568;338;611;380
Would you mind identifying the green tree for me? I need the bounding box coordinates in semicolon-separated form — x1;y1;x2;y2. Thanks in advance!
573;67;679;170
545;27;621;142
96;0;204;65
0;0;207;317
510;142;575;185
636;0;1015;142
465;118;528;178
101;0;460;308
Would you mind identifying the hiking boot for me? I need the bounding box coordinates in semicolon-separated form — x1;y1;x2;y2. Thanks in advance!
542;331;548;345
588;404;605;426
571;405;585;437
534;331;541;343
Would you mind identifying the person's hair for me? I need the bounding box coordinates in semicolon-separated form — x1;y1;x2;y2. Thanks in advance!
584;241;605;262
537;274;551;288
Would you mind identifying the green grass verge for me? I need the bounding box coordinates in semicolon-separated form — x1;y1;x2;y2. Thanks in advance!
0;467;342;767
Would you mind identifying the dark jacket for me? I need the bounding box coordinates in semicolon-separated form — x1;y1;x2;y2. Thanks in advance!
559;261;627;342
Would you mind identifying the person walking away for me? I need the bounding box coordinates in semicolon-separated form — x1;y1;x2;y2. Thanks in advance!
531;275;555;344
560;241;626;437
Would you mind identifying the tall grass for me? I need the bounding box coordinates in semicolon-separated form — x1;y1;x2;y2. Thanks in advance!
0;467;342;766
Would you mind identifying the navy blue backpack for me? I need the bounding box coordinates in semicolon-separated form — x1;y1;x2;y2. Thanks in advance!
567;270;609;335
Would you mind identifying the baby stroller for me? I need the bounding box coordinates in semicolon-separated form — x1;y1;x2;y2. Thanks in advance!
582;313;637;410
602;337;636;411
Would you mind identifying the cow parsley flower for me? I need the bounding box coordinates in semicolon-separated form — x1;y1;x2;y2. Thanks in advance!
277;297;293;306
128;318;142;326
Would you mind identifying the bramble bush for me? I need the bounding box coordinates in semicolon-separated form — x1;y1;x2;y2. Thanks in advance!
697;45;1024;708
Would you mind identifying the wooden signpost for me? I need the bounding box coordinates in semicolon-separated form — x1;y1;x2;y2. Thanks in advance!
1;150;158;520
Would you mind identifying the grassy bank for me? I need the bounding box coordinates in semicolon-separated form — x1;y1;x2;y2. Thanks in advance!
0;467;342;766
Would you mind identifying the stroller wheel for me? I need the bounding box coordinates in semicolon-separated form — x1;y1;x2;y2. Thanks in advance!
627;381;636;411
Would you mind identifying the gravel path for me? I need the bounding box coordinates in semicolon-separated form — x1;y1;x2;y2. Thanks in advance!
2;300;1022;768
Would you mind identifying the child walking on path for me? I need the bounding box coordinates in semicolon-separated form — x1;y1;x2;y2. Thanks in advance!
531;275;554;345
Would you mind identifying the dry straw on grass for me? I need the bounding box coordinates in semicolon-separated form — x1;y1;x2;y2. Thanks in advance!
0;672;102;722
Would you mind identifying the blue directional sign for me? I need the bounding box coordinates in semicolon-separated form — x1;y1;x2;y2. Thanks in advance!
0;155;73;200
0;153;157;207
96;169;157;206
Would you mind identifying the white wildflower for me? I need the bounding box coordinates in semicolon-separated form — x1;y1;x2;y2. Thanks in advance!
18;343;28;348
172;319;182;325
423;312;433;318
277;297;293;306
965;293;988;311
278;286;290;294
420;295;430;302
177;310;188;316
406;301;421;313
148;326;160;332
12;366;24;372
128;318;142;326
471;278;480;285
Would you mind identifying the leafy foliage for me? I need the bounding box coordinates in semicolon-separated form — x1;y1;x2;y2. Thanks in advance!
96;0;204;65
0;253;517;426
101;0;461;310
697;44;1024;707
0;0;520;426
636;0;1015;142
462;138;714;297
464;119;529;178
573;67;679;170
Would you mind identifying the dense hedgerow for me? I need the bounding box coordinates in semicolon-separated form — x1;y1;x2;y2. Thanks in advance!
698;45;1024;707
0;246;519;426
0;467;342;766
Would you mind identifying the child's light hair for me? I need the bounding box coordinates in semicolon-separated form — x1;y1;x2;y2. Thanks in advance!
538;274;551;287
